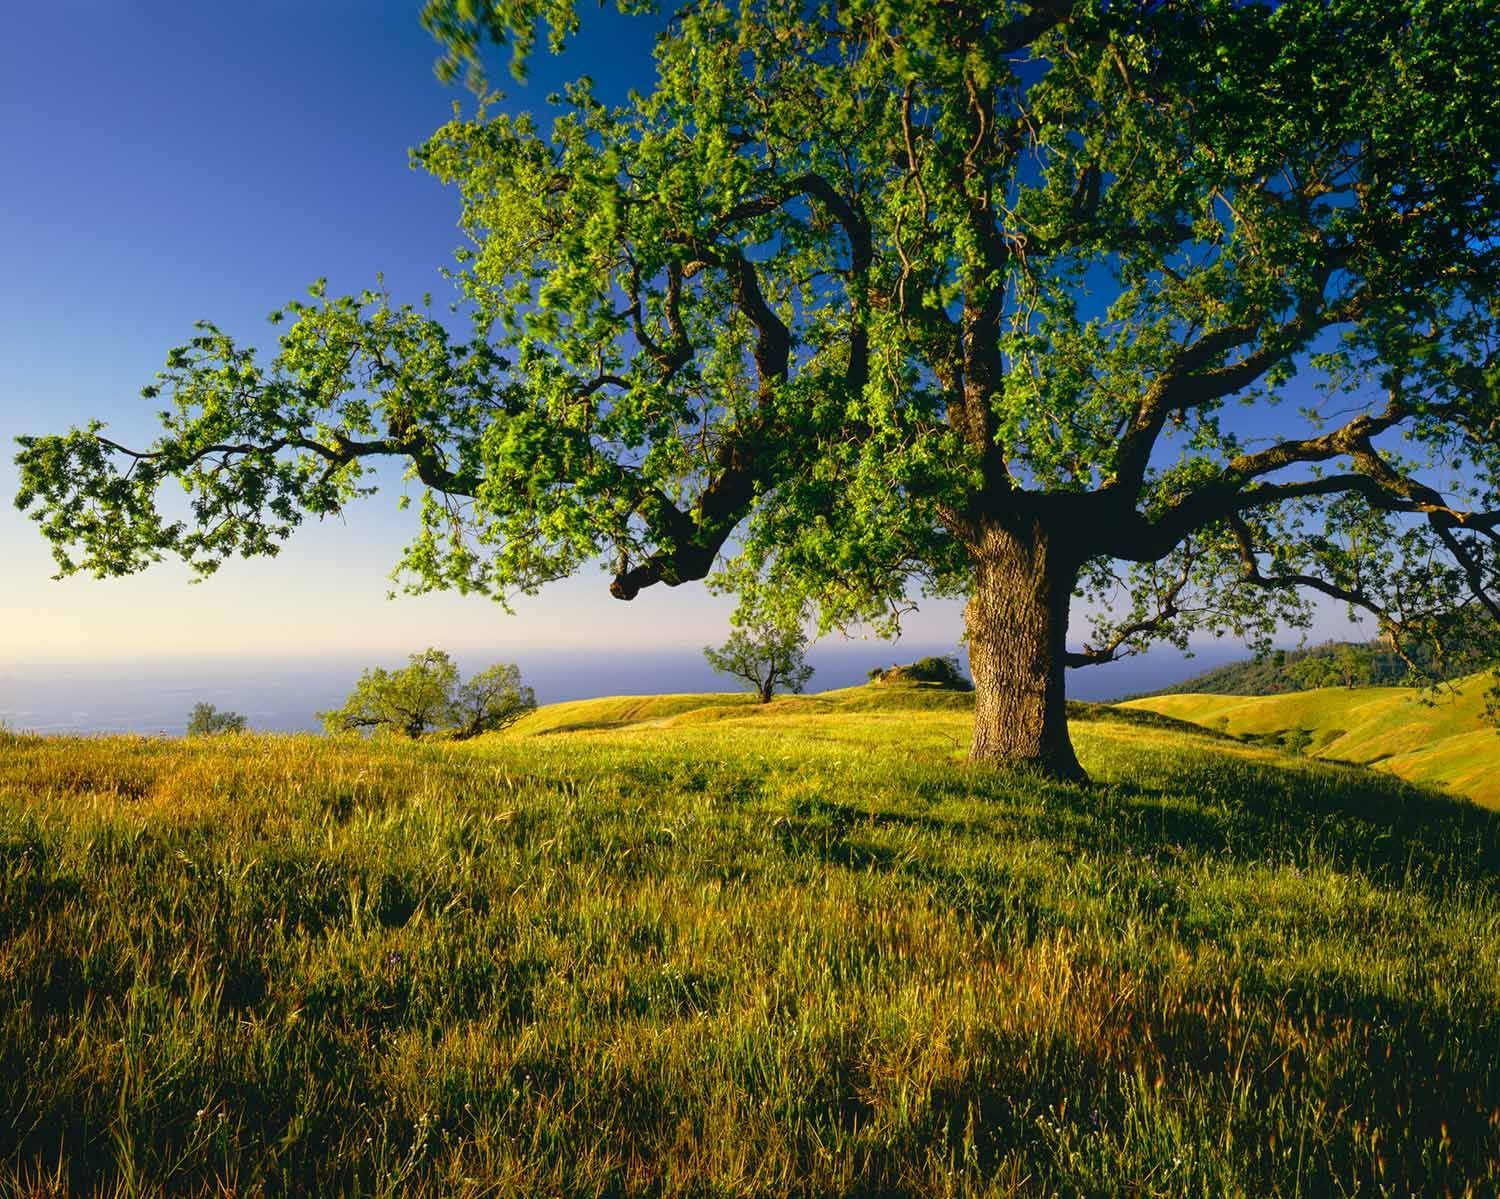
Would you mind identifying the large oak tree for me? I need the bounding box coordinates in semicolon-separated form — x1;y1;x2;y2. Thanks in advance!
16;0;1500;777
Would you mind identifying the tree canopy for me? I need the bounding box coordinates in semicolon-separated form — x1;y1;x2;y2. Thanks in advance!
450;662;538;737
320;649;535;739
186;702;248;736
704;617;815;703
15;0;1500;776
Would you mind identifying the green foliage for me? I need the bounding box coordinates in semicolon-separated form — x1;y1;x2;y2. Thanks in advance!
1288;644;1376;690
185;702;247;736
321;648;459;739
449;661;536;739
14;1;1500;766
703;618;813;703
319;648;534;739
2;702;1499;1193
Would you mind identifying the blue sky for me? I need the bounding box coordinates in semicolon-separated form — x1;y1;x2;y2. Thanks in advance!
0;1;783;664
0;2;1361;677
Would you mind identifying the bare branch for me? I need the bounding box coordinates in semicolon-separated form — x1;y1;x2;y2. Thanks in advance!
1066;547;1197;668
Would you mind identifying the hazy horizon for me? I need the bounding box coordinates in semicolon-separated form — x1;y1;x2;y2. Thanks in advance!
0;639;1267;737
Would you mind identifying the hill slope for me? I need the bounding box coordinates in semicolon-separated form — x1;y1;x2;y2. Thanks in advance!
1124;671;1500;807
505;679;980;736
3;690;1498;1195
1144;640;1407;695
1142;639;1491;697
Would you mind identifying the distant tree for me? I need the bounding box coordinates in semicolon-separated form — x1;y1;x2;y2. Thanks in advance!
705;620;814;704
1290;643;1377;690
449;662;536;739
1288;647;1342;690
321;648;461;738
1336;646;1377;688
186;702;247;736
320;649;535;738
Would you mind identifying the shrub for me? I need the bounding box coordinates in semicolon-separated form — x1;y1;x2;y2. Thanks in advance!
186;702;248;736
873;656;972;691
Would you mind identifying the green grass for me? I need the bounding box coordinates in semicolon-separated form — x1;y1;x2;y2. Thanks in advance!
2;688;1499;1196
506;680;977;737
1124;671;1500;808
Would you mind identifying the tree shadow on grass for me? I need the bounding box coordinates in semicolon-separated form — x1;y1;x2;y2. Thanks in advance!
767;730;1500;926
1003;734;1500;899
1219;766;1483;883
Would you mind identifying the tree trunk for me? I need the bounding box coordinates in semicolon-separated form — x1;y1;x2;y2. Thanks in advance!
964;521;1085;781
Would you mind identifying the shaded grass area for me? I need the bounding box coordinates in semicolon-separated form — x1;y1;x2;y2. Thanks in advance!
2;697;1499;1196
1124;671;1500;808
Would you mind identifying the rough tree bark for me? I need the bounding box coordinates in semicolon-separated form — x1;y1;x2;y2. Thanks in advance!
964;520;1085;780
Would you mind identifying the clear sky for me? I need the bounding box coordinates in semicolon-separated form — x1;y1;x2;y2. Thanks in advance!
0;1;1360;672
0;0;839;665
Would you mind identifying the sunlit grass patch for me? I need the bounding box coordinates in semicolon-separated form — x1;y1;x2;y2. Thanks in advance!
2;691;1498;1195
1126;671;1500;808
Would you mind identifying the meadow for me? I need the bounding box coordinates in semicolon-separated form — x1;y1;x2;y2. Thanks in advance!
2;683;1499;1196
1127;671;1500;808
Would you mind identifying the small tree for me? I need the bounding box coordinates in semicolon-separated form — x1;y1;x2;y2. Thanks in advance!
705;620;814;704
1288;646;1342;690
320;648;535;738
1289;643;1377;690
450;662;536;739
186;702;247;736
1335;646;1377;688
320;648;460;738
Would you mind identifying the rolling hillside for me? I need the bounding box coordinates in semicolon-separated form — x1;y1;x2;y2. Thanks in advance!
506;680;980;737
1140;639;1489;697
4;682;1499;1195
1124;671;1500;808
1142;640;1408;695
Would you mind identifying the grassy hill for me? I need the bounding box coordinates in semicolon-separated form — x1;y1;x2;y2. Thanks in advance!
3;685;1499;1195
507;680;979;737
1124;671;1500;808
1142;640;1408;696
1141;639;1491;698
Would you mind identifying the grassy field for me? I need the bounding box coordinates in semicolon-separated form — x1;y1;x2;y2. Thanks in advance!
1124;671;1500;808
3;683;1499;1196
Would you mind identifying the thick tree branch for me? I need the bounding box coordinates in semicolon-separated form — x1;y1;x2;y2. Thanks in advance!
1100;393;1417;562
624;256;693;380
611;233;794;600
